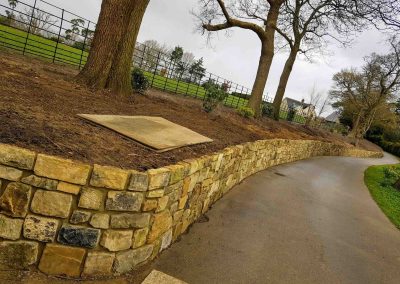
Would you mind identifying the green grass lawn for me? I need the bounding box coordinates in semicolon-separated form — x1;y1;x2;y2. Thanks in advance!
0;24;88;66
365;164;400;229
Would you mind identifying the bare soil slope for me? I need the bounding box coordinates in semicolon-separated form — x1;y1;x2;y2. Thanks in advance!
0;50;380;170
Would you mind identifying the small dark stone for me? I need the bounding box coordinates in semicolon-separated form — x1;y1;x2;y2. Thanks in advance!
57;225;100;249
70;210;91;224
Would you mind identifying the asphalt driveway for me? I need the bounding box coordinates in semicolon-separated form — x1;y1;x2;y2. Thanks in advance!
152;153;400;284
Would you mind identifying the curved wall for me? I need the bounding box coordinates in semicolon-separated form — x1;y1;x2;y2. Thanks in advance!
0;140;382;278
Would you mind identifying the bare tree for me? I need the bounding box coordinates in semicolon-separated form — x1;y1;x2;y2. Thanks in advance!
330;38;400;143
194;0;285;117
18;8;58;35
270;0;363;120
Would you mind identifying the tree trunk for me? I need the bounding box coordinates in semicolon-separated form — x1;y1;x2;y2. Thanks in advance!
77;0;148;95
77;0;129;89
350;111;362;138
106;0;149;95
247;3;281;117
272;46;299;120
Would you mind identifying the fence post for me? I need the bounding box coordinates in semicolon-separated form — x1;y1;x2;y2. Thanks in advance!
163;60;174;92
234;85;241;108
22;0;38;55
150;51;161;87
53;9;64;63
140;45;146;69
79;20;91;69
184;73;193;96
194;74;202;98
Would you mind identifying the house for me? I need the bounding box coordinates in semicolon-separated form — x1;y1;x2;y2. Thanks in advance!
281;97;316;118
325;111;341;124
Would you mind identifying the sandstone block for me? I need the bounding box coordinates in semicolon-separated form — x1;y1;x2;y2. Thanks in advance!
90;213;110;229
90;164;130;190
82;252;115;277
160;229;172;252
0;144;36;170
114;245;153;274
78;187;105;210
110;213;150;229
23;215;59;242
0;214;23;240
148;168;170;190
0;241;39;269
39;244;86;277
0;165;23;181
100;230;133;252
34;154;91;185
128;171;149;192
167;164;185;185
57;182;81;195
132;228;149;248
178;196;188;210
31;190;72;218
142;199;158;211
106;191;143;212
0;182;32;217
148;210;172;243
147;189;164;198
21;175;58;190
70;210;92;224
157;196;169;212
57;225;100;249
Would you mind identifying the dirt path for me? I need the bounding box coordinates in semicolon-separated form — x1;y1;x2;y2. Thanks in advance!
151;153;400;284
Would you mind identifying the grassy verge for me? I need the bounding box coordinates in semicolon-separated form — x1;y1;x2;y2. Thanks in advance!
364;164;400;229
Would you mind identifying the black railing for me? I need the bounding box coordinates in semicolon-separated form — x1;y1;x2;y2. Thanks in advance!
0;0;342;129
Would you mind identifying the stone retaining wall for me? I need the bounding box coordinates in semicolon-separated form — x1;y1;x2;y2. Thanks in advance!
0;140;382;278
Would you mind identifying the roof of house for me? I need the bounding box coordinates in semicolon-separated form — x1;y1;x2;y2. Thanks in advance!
284;97;311;109
325;111;340;123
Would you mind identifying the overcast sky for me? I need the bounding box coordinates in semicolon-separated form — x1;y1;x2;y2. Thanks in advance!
40;0;389;113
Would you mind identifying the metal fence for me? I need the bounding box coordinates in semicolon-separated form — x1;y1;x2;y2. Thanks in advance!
0;0;341;129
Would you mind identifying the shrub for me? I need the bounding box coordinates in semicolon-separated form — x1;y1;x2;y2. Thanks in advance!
237;106;255;118
131;68;149;94
202;81;227;113
380;165;400;187
287;107;297;121
262;102;273;117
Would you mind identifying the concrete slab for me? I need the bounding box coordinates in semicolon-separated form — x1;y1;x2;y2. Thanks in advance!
78;115;213;152
141;270;187;284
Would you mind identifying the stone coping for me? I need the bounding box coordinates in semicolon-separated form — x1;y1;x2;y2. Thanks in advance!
0;140;382;278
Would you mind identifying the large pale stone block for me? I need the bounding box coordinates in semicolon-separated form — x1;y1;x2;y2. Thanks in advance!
0;182;32;217
31;190;72;218
90;164;130;190
0;165;23;181
110;213;150;229
0;144;36;170
114;245;153;274
0;214;24;240
167;164;185;185
100;230;133;252
128;171;149;192
148;168;170;190
78;187;105;210
34;154;91;185
0;241;39;269
106;191;143;212
39;244;86;277
23;215;59;242
148;210;172;243
147;189;164;198
82;252;115;277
